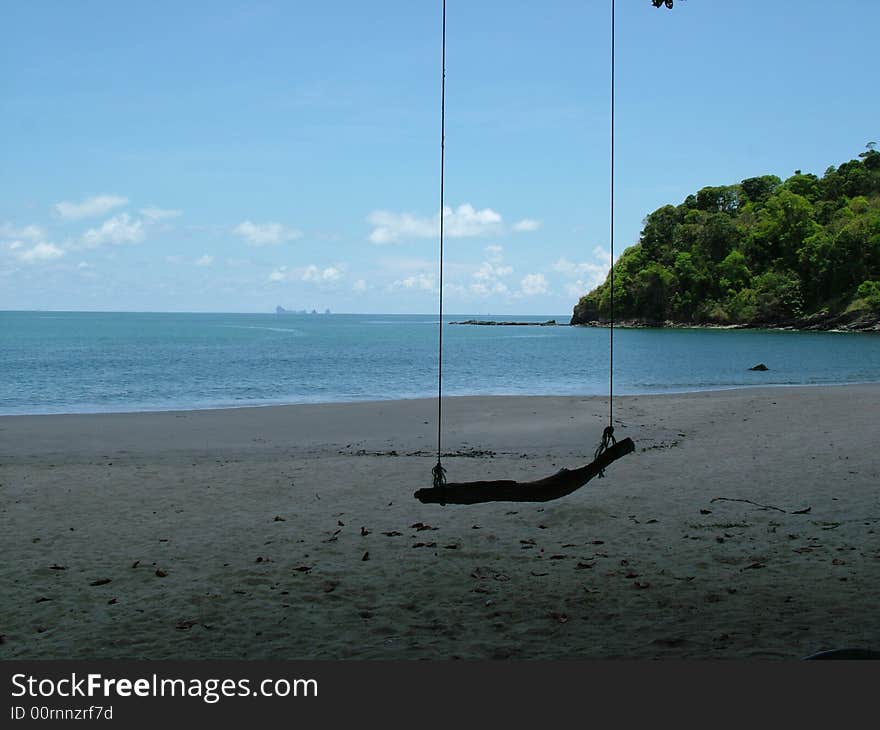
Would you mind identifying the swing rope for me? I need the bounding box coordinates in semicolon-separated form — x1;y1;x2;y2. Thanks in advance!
432;0;448;490
609;0;616;432
594;0;616;473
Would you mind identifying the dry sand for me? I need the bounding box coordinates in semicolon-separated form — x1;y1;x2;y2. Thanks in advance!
1;385;879;660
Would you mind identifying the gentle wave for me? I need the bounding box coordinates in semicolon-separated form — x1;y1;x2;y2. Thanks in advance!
218;325;306;335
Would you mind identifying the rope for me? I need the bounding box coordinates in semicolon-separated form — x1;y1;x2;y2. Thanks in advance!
609;0;615;430
595;0;616;472
433;0;447;489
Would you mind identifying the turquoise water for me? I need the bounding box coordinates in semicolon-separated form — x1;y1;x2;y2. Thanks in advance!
2;311;880;415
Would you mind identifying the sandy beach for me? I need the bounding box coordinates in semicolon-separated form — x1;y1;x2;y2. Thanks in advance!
1;385;878;660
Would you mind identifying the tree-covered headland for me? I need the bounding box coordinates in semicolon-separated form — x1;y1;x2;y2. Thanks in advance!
571;146;880;330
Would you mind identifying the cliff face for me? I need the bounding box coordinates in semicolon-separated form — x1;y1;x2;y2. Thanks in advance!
571;149;880;331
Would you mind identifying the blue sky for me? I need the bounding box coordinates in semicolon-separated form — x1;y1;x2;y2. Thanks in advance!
1;0;877;314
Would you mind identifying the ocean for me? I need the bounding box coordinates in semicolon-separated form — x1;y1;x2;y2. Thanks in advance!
2;311;880;416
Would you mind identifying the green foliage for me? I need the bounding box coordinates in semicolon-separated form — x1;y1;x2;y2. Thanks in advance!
640;205;679;260
783;173;820;202
856;281;880;312
740;175;781;204
695;186;740;214
861;149;880;171
718;250;750;292
571;148;880;325
751;269;804;321
632;262;675;321
698;212;743;263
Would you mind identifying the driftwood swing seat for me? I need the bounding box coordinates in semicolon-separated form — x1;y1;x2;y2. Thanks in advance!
414;436;634;505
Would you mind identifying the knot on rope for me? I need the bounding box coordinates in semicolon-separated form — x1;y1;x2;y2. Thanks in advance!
432;460;447;489
593;425;617;478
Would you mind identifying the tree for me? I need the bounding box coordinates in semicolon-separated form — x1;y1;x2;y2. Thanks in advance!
695;186;740;214
640;205;680;260
797;230;835;306
856;280;880;312
670;251;709;319
862;149;880;171
718;250;751;292
784;172;820;202
631;262;674;321
741;175;781;205
752;270;803;322
746;190;818;270
696;212;742;263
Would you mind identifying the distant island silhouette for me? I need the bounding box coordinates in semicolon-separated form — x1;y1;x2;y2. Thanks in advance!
276;306;331;315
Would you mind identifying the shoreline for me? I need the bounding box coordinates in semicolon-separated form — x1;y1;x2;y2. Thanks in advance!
4;379;880;419
3;384;879;660
571;316;880;333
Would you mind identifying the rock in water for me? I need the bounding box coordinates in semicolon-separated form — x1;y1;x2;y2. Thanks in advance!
749;363;769;371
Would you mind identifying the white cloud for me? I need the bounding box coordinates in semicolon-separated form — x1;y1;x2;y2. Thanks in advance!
520;273;548;296
54;195;128;220
2;224;65;264
268;264;341;283
553;257;601;276
593;245;614;265
392;273;434;291
368;203;503;244
552;257;579;275
79;213;145;249
565;280;592;298
368;211;433;244
473;261;513;281
302;265;341;283
469;245;513;298
446;204;503;237
512;218;541;232
552;247;611;290
0;223;46;242
353;279;368;292
140;207;182;223
13;242;66;263
470;280;509;297
268;266;289;282
234;221;301;246
77;261;98;279
485;244;503;262
196;254;214;267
